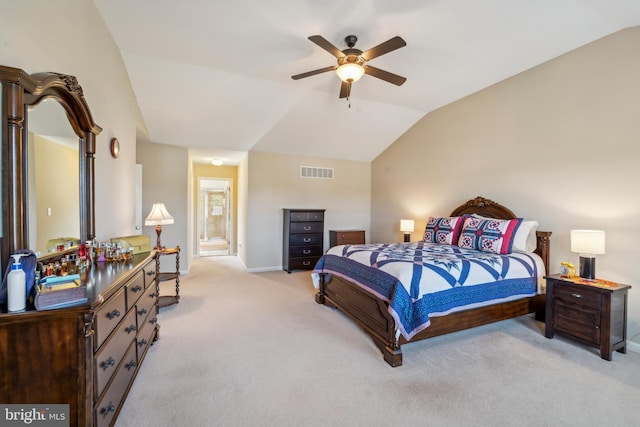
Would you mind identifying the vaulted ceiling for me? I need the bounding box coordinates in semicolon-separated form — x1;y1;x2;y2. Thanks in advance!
94;0;640;165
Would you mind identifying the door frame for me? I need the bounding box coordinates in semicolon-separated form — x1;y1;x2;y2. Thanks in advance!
197;177;233;256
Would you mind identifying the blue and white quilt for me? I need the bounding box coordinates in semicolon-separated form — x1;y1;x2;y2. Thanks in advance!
312;242;542;340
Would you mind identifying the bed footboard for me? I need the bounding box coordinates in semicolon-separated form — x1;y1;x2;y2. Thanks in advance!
316;273;403;366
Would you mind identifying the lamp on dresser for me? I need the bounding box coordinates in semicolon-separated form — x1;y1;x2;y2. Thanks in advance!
145;203;174;250
571;229;605;280
400;219;414;243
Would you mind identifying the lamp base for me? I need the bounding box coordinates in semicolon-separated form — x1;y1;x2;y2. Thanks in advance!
579;256;596;280
403;233;410;243
154;225;165;251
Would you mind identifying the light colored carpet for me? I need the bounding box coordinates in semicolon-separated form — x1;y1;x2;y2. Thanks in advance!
116;256;640;427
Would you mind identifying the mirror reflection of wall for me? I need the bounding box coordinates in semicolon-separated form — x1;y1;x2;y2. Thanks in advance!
27;100;80;255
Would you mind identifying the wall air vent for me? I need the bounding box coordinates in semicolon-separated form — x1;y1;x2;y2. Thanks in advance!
300;166;334;179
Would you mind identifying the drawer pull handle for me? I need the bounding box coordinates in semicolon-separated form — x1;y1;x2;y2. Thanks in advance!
131;285;142;292
107;309;121;320
149;316;158;325
303;261;311;266
150;292;159;298
102;357;115;371
102;402;116;419
126;360;138;371
138;308;148;316
571;293;583;299
147;271;155;276
303;249;311;254
138;339;148;347
125;324;137;334
303;226;312;231
303;238;312;243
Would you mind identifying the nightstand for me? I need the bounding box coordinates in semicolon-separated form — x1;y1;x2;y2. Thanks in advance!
544;274;631;360
329;229;365;247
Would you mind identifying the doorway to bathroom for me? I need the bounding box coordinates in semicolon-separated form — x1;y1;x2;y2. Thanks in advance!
198;178;232;256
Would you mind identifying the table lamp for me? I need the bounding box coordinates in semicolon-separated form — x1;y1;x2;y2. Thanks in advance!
400;219;414;243
145;203;174;250
570;229;605;280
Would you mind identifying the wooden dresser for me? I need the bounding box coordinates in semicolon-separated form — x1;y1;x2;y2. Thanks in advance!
0;251;159;427
329;230;365;247
283;209;325;273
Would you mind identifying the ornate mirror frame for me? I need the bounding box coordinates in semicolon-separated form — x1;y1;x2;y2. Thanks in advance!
0;65;102;262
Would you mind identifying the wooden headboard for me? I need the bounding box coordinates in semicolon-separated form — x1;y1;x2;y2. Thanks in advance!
449;196;551;274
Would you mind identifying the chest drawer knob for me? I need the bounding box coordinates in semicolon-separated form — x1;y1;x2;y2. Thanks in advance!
101;402;116;419
101;357;115;371
125;360;138;371
571;293;583;299
138;339;148;347
131;285;142;292
125;324;137;334
106;309;121;320
138;308;148;316
149;316;158;325
303;238;312;243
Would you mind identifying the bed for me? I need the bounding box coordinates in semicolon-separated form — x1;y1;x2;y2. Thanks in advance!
312;196;551;367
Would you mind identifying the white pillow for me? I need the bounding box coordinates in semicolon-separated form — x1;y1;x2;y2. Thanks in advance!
471;214;538;253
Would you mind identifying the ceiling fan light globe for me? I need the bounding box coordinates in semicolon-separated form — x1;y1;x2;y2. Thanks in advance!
336;63;365;83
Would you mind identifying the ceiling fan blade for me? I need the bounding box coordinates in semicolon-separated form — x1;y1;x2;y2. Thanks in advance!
308;35;346;58
364;66;407;86
361;36;406;61
339;81;350;99
291;65;336;80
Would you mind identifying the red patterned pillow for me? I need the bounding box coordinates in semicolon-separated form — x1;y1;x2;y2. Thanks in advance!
423;216;465;245
458;216;523;254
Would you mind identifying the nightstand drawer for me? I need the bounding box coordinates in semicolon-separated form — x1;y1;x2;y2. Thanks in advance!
553;284;602;309
553;300;601;345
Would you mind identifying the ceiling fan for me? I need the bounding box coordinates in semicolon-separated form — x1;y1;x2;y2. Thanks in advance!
292;34;407;103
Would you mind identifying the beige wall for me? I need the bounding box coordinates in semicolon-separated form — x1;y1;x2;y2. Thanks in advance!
372;27;640;349
245;151;371;271
192;163;239;254
137;141;190;272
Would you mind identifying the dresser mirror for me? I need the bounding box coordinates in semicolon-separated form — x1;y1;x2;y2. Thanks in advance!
0;65;102;265
27;99;81;256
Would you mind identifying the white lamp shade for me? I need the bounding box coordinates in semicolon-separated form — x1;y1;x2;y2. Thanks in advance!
400;219;415;233
336;63;365;83
145;203;175;226
571;230;605;255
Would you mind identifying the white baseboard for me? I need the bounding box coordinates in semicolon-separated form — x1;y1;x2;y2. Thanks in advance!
626;340;640;354
246;266;284;273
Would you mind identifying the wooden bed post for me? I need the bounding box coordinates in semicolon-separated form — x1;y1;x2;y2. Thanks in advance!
315;273;326;305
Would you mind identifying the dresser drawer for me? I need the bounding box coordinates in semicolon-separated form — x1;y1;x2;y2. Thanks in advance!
136;306;157;361
553;284;602;310
136;284;157;329
95;342;137;427
125;270;145;309
290;211;324;222
288;257;321;270
289;233;323;246
289;245;323;257
290;221;323;234
94;288;127;350
94;308;136;398
143;262;157;288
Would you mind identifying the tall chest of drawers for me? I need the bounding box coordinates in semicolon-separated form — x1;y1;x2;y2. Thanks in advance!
283;209;325;273
0;252;159;427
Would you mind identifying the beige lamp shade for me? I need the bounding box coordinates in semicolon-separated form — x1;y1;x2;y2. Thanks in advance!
400;219;415;233
145;203;174;226
570;230;605;255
